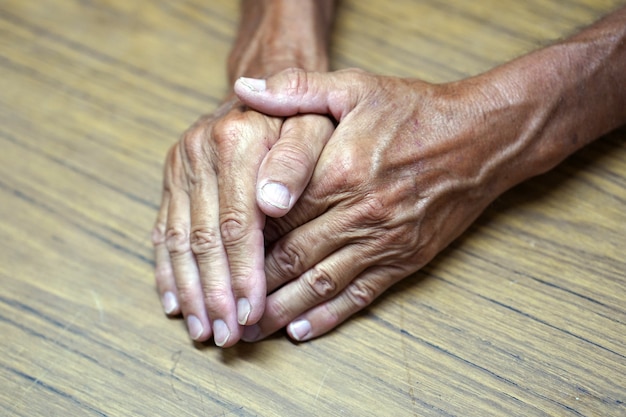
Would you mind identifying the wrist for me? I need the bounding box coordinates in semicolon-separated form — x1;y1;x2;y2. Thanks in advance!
227;0;334;82
461;13;626;194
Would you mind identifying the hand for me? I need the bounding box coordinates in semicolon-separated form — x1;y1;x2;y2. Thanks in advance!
235;68;519;342
152;97;334;347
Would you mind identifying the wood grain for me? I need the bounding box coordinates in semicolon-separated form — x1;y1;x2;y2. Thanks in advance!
1;1;624;416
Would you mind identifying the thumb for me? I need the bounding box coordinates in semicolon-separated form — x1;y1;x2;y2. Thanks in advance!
234;68;368;122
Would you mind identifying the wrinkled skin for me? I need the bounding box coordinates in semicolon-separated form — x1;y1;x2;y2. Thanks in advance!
153;6;626;346
152;98;333;347
237;69;511;342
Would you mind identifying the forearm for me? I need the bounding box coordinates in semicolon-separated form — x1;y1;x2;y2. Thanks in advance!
473;6;626;192
227;0;335;84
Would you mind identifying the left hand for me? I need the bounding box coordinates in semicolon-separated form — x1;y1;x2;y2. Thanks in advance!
152;98;334;347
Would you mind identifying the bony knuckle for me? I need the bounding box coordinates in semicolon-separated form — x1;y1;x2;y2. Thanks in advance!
363;195;389;222
303;267;337;299
325;151;363;191
374;223;423;265
189;227;221;256
346;280;377;309
358;195;388;224
181;125;206;163
212;116;248;151
220;217;247;245
269;240;305;277
165;226;190;255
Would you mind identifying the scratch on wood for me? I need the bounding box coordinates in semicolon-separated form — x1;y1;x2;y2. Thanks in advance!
170;350;183;401
314;366;332;405
9;309;83;413
90;290;104;322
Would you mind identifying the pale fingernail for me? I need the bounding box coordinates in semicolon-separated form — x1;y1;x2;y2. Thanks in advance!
238;77;266;92
288;319;312;342
260;182;291;210
241;324;262;342
213;319;231;347
162;291;178;315
186;315;204;340
237;298;251;325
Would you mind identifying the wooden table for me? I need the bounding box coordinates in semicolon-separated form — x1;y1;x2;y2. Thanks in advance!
1;1;624;416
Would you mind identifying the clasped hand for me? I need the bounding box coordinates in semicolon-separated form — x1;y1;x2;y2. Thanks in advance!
154;68;504;346
152;97;333;347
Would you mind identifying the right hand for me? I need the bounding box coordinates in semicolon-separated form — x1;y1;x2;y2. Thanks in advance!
152;98;334;347
234;68;525;341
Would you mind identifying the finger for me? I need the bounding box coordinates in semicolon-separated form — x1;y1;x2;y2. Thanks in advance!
264;207;353;293
262;188;330;246
152;186;180;316
166;184;212;342
188;178;240;348
286;266;403;342
257;114;334;217
213;113;279;334
242;244;374;342
234;68;371;121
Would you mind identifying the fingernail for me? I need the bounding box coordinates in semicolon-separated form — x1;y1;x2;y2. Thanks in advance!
186;315;204;340
213;319;231;347
237;298;251;325
162;291;178;315
288;319;312;342
241;324;262;342
238;77;266;92
260;182;291;210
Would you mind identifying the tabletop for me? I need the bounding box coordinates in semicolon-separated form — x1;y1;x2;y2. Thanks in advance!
1;1;624;416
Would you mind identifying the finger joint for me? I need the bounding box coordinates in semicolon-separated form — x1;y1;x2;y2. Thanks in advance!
189;226;222;257
165;226;190;255
302;266;337;300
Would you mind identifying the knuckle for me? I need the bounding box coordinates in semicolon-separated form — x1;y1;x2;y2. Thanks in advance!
336;67;372;102
268;240;306;278
346;279;377;309
303;266;337;300
181;125;206;163
323;151;359;191
175;282;197;308
265;297;291;324
151;225;166;246
282;67;310;97
267;141;313;177
202;284;231;311
380;223;423;261
220;216;248;246
189;226;221;257
212;115;246;150
357;194;388;224
229;267;257;293
340;67;371;87
165;226;190;255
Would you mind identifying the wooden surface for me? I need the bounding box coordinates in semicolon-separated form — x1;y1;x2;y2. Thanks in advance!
1;1;624;416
